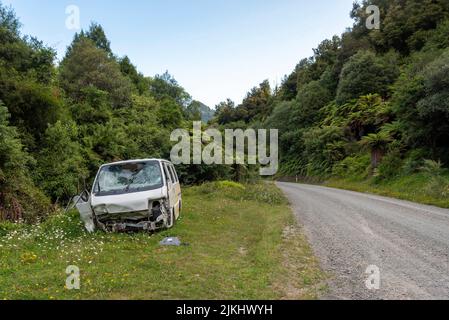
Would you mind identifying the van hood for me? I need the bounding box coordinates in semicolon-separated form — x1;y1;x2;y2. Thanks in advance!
91;188;166;214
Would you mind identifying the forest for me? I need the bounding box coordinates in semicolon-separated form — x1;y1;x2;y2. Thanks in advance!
2;0;449;222
0;1;220;221
213;0;449;203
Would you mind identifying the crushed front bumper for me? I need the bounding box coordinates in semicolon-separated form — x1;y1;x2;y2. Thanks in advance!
93;200;169;233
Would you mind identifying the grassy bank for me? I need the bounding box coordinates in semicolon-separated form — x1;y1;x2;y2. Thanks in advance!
325;172;449;209
0;182;326;300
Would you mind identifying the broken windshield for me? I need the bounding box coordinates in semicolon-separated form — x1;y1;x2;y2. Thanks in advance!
93;161;163;196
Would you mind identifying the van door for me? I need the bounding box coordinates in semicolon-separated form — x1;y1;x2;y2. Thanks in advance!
169;164;181;218
74;191;95;233
163;163;176;212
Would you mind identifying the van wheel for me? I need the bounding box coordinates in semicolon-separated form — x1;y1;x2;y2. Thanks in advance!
166;209;175;229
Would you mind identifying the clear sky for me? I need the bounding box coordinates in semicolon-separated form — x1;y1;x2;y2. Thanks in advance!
3;0;355;108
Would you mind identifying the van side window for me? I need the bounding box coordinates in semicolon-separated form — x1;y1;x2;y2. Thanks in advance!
163;163;172;184
170;165;178;183
168;164;176;183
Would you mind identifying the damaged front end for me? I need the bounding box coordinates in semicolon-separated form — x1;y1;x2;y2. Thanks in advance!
74;191;172;233
75;159;175;233
93;199;171;233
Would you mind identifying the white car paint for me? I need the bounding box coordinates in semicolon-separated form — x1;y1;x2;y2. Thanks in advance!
76;159;182;232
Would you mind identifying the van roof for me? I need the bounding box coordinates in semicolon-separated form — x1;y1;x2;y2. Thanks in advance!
101;159;172;167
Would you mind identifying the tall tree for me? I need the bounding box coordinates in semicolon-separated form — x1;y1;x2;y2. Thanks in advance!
60;38;133;108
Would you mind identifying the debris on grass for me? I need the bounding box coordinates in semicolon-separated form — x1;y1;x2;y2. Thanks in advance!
159;237;182;246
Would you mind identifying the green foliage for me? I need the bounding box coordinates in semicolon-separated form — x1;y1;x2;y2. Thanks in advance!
296;80;332;126
118;56;149;94
376;150;403;180
150;71;192;107
302;126;346;177
59;38;133;108
351;0;449;54
0;74;63;143
420;160;449;198
323;95;391;140
360;131;392;152
214;80;273;125
0;2;20;37
392;49;449;163
420;159;444;176
252;1;449;178
68;22;112;55
39;210;86;239
0;101;49;221
0;101;29;175
336;51;399;104
35;121;88;201
333;154;371;180
215;99;237;125
217;180;245;190
191;181;287;205
156;98;184;129
3;0;449;221
0;4;228;221
401;149;427;175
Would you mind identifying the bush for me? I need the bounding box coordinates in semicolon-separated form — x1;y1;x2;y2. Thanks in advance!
0;101;50;222
376;151;403;180
241;183;287;205
420;160;449;198
35;120;88;202
402;149;427;175
302;126;346;177
0;221;23;237
187;181;286;205
333;154;371;180
336;51;399;105
39;210;86;239
217;180;245;190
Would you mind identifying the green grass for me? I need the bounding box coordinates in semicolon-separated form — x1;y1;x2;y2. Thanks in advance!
325;173;449;208
0;182;326;300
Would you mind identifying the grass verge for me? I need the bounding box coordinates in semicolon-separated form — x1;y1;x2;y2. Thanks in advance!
0;182;325;300
325;173;449;208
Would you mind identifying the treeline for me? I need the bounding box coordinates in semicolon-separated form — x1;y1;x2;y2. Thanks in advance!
212;0;449;185
0;2;219;221
3;0;449;221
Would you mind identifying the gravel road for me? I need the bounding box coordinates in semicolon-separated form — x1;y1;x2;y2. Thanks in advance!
277;182;449;300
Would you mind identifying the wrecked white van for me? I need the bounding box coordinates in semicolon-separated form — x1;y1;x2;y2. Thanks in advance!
75;159;182;233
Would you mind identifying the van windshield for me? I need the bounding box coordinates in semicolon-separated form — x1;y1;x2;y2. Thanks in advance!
93;161;163;196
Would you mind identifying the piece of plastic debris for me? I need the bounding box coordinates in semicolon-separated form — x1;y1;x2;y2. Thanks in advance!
159;237;182;246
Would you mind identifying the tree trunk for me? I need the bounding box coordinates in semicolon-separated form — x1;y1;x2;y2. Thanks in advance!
371;148;384;169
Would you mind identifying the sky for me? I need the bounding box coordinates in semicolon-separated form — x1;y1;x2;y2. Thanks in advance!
3;0;355;108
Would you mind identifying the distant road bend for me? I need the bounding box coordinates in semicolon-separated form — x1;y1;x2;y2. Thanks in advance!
277;182;449;300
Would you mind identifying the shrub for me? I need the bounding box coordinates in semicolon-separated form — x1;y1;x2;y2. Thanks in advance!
336;51;399;104
420;160;449;198
402;149;427;175
0;221;23;237
376;151;403;180
39;210;85;239
332;154;371;180
187;181;286;205
217;181;245;190
0;101;50;222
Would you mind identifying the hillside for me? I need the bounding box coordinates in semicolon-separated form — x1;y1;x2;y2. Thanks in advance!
0;3;226;221
212;0;449;203
2;0;449;221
